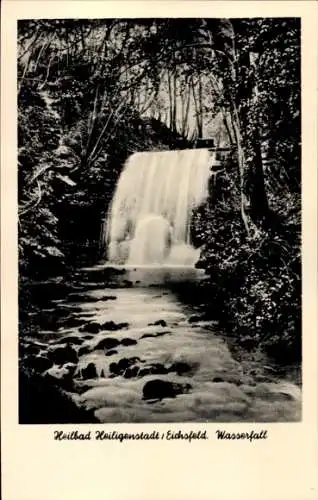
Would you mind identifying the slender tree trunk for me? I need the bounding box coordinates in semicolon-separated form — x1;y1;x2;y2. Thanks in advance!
236;50;269;227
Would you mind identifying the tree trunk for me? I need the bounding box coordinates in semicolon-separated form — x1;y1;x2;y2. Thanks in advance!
236;50;269;228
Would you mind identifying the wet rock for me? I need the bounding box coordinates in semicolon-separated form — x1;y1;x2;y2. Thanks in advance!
109;362;120;375
212;377;225;383
141;331;169;340
168;361;192;376
53;308;74;318
50;345;78;365
101;295;117;301
138;367;151;377
148;320;167;327
188;315;202;323
95;337;120;351
22;343;40;356
62;317;84;329
78;345;92;357
138;363;169;377
68;294;100;303
109;357;142;376
64;362;77;376
121;338;137;346
82;362;98;380
155;331;170;337
79;322;101;334
142;379;192;401
148;363;169;375
140;333;156;339
123;366;139;379
54;336;83;345
24;355;53;373
106;349;118;356
101;321;129;331
122;279;133;288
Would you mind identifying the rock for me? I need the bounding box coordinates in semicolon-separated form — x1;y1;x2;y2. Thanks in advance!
106;349;118;356
122;279;133;288
109;357;142;376
188;315;202;323
54;336;83;345
123;366;139;379
148;320;167;327
138;367;151;377
101;321;129;331
212;377;225;383
19;366;98;424
101;295;117;301
140;333;156;339
25;355;53;373
94;337;120;351
79;322;101;334
148;363;169;375
138;363;168;377
141;331;169;339
109;362;120;375
155;331;170;337
61;317;84;329
50;345;77;365
68;294;99;303
64;362;77;376
22;343;40;356
78;345;92;357
121;338;137;346
81;362;98;380
169;361;193;376
142;379;192;401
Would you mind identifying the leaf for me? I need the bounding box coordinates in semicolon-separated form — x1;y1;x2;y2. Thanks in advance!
46;246;64;258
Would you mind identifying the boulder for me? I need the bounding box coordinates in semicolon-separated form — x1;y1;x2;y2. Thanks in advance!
188;315;202;323
138;363;169;377
81;362;98;380
168;361;192;376
148;320;167;327
142;379;192;401
25;354;53;373
121;338;137;346
78;345;92;357
50;345;78;365
101;321;129;331
123;366;139;379
94;337;120;351
79;322;101;334
54;335;83;345
109;357;142;376
106;349;118;356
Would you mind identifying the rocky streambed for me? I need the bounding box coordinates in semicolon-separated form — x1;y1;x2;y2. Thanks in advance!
19;265;301;423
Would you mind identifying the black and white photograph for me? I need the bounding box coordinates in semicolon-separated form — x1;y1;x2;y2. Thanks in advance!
18;17;302;424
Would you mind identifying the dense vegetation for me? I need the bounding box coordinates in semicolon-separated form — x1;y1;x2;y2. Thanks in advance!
18;18;301;363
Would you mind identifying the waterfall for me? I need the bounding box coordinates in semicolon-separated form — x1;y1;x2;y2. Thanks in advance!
105;148;213;266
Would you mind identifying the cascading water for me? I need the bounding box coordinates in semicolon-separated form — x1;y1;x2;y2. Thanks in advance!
105;148;214;266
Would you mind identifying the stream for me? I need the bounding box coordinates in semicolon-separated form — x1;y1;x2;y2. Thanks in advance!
19;265;301;423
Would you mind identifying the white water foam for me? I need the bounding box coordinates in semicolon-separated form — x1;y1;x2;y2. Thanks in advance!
105;148;213;266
